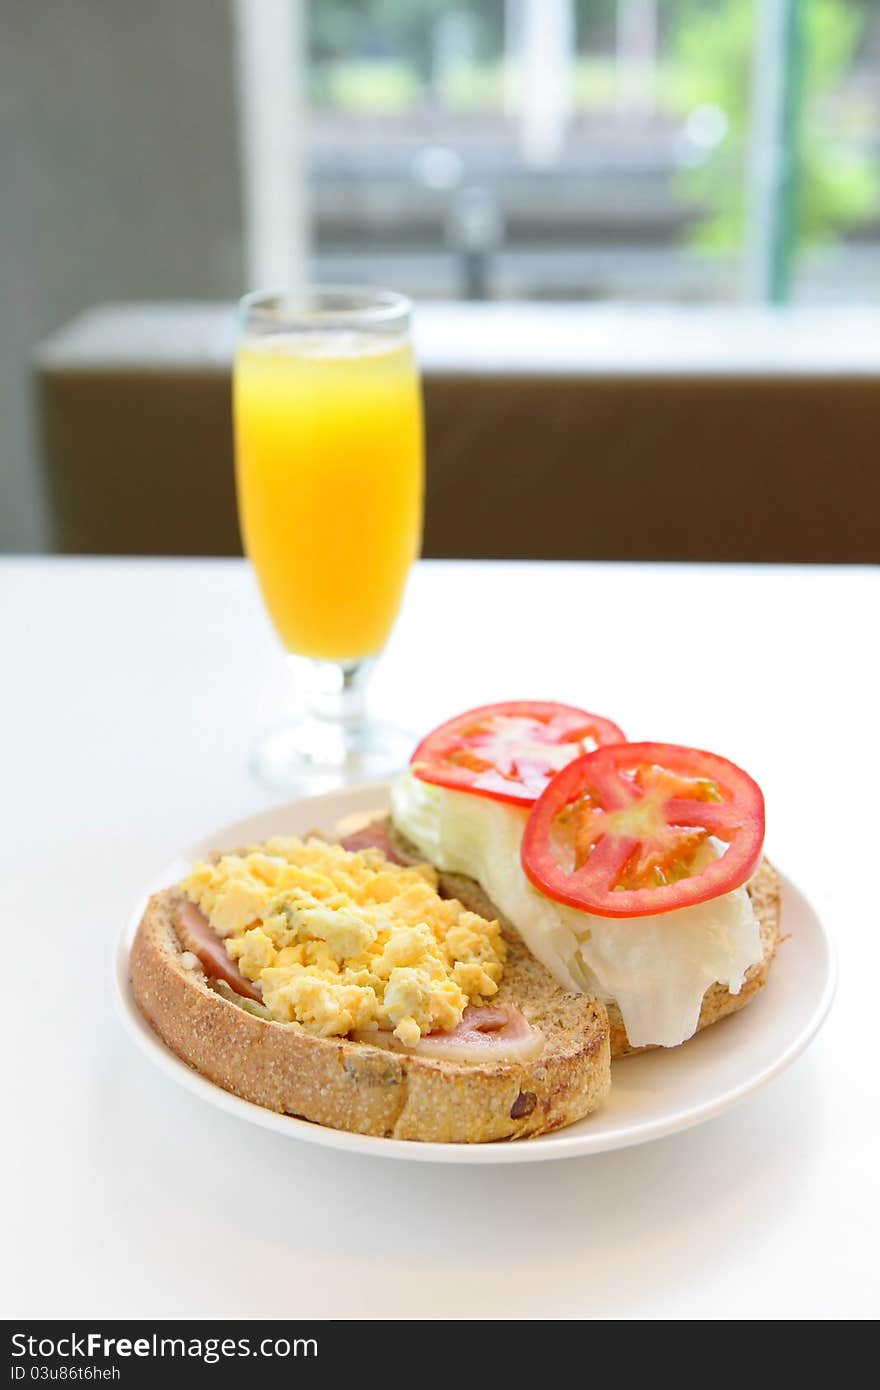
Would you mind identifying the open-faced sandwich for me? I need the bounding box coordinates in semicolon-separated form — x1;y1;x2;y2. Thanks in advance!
130;700;780;1143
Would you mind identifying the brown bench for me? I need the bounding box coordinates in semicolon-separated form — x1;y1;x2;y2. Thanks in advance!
36;302;880;562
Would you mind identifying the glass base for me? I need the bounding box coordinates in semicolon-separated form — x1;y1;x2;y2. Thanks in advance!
250;716;416;795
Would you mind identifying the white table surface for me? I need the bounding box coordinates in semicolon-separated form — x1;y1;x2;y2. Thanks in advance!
2;556;877;1320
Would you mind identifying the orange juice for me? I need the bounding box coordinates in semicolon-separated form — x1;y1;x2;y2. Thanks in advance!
234;334;423;662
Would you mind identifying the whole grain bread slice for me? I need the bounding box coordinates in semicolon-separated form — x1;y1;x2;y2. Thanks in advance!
380;820;782;1061
130;884;611;1143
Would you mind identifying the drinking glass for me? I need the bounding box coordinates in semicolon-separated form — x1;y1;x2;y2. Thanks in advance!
234;286;424;791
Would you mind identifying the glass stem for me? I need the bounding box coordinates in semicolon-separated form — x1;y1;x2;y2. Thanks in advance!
305;659;374;744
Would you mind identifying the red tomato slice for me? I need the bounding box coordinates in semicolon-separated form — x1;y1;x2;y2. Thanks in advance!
521;742;765;917
411;700;626;807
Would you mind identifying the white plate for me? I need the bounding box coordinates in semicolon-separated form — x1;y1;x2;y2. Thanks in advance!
114;783;836;1165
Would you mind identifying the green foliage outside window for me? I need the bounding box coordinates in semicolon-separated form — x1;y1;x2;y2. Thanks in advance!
671;0;878;250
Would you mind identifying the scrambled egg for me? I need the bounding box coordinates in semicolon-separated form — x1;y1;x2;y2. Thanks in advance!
181;837;505;1046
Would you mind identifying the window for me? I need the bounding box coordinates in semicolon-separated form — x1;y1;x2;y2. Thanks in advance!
242;0;880;303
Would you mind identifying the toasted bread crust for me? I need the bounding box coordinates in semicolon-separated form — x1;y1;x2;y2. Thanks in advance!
130;888;611;1143
421;852;781;1060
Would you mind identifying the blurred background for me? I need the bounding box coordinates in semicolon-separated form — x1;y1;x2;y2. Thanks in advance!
4;0;880;561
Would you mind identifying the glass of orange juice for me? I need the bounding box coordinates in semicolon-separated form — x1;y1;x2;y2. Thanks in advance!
234;286;424;791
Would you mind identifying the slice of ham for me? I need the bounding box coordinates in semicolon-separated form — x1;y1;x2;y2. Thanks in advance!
339;820;408;865
353;1005;544;1065
416;1004;544;1063
176;900;263;1003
